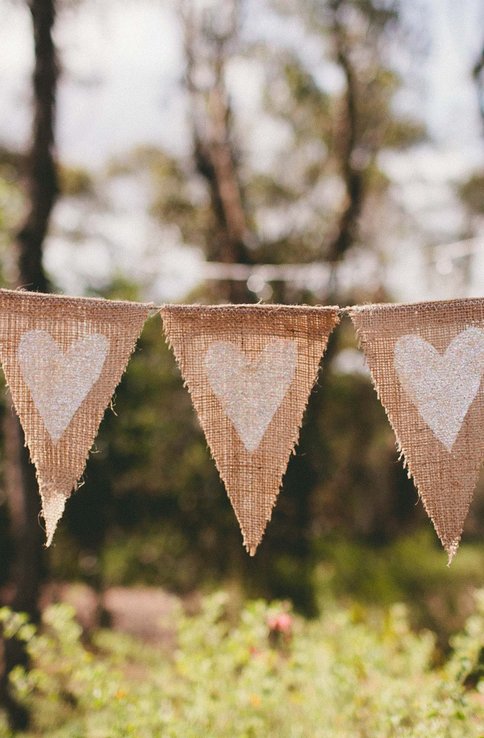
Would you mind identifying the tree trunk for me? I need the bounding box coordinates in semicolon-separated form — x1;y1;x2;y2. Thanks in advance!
16;0;59;291
326;4;364;267
0;0;58;729
472;47;483;125
193;92;253;302
183;3;253;302
0;415;44;730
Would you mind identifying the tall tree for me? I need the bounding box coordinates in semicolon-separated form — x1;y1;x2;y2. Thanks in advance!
181;0;253;302
0;0;59;729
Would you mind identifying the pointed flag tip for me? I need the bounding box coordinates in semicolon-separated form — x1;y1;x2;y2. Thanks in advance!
41;494;66;547
445;538;460;566
241;520;267;557
243;532;261;556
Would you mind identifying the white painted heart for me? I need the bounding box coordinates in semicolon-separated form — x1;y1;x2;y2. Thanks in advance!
204;339;297;453
394;327;484;451
18;330;109;443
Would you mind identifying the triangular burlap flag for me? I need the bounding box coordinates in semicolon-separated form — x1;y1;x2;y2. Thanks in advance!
161;304;340;554
350;298;484;562
0;289;152;545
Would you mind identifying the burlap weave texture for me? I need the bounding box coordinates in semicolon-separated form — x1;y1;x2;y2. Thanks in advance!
0;289;151;544
350;298;484;561
161;304;340;554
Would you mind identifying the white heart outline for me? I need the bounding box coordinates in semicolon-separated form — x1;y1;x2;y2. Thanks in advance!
204;338;298;452
394;327;484;451
18;330;109;443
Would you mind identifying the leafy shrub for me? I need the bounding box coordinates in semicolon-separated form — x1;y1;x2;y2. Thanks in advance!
0;591;483;738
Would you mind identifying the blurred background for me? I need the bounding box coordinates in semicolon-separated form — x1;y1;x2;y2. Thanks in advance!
0;0;483;734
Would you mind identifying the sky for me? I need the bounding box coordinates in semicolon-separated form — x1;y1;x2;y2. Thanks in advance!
0;0;482;301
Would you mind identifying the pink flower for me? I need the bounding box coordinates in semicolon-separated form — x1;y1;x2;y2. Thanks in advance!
267;612;293;635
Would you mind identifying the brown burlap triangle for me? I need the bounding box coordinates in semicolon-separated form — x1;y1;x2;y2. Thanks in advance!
350;298;484;561
0;289;152;544
161;304;340;554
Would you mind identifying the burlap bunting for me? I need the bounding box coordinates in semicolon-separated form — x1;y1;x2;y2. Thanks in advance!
0;289;151;545
161;304;340;555
1;288;480;563
350;298;484;562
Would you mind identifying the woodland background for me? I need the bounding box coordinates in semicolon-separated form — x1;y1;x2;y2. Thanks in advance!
0;0;483;735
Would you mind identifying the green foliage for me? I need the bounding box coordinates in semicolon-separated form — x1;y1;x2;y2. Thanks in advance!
458;173;484;216
0;591;483;737
58;166;95;198
107;146;215;252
